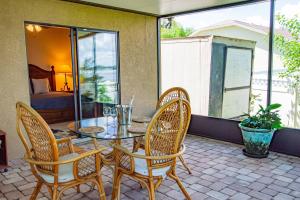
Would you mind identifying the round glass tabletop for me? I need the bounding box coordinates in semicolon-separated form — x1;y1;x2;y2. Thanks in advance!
68;117;146;140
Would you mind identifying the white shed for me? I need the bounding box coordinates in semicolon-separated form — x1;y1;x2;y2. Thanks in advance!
161;35;256;119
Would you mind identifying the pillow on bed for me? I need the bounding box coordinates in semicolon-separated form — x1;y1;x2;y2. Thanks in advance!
32;78;50;94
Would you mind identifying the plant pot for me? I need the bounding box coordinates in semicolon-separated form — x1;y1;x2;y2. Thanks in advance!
239;124;275;158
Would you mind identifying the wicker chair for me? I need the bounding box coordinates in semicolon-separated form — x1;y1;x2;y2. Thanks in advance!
16;102;106;200
112;98;191;200
133;87;192;174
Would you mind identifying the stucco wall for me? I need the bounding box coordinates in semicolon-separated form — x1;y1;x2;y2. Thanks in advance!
0;0;158;159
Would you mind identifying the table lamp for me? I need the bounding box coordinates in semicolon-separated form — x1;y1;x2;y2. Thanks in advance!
57;64;72;91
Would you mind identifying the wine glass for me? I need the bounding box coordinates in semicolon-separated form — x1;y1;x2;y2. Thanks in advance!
103;106;111;127
110;107;117;127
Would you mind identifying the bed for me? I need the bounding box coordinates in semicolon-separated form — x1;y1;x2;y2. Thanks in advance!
29;64;75;124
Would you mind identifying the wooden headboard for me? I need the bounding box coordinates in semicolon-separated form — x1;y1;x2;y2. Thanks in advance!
28;64;56;91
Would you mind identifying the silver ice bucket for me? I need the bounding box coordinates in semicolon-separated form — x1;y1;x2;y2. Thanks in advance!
116;104;133;125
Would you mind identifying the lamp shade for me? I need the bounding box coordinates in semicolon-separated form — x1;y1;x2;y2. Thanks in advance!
57;65;72;73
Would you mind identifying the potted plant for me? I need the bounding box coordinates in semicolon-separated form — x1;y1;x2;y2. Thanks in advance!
239;103;282;158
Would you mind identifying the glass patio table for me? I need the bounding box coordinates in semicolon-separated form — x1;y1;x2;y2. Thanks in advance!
68;117;146;165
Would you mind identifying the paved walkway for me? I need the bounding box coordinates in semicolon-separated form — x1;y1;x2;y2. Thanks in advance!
1;135;300;200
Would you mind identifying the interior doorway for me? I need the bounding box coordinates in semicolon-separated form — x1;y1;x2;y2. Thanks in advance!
24;23;120;124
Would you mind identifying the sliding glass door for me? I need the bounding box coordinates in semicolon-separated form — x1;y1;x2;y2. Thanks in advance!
76;29;119;119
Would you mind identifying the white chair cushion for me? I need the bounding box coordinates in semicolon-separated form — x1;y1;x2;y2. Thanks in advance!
38;153;79;183
134;150;170;177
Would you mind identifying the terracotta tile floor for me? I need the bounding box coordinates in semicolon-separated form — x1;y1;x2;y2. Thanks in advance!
1;135;300;200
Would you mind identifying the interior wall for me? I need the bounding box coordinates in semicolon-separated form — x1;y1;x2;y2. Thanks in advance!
0;0;158;160
25;26;73;91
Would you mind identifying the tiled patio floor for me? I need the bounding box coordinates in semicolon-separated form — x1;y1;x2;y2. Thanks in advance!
1;135;300;200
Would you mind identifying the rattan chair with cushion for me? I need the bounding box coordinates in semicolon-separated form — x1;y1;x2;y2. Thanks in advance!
112;98;192;200
133;87;192;174
16;102;106;200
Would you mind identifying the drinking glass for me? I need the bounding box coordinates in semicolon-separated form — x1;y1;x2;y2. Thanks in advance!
103;106;111;127
110;107;117;127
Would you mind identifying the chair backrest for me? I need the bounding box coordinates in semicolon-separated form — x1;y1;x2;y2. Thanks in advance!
145;98;191;169
157;87;191;146
156;87;190;109
16;102;59;173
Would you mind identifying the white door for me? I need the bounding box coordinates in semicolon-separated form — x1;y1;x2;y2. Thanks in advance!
222;47;253;119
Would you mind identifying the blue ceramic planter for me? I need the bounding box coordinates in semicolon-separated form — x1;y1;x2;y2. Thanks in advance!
239;124;275;158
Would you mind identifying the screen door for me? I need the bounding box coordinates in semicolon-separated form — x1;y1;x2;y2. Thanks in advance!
222;47;253;119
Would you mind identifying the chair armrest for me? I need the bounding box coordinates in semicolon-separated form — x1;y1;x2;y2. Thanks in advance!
133;137;145;153
73;147;106;178
114;145;135;173
57;137;75;156
24;146;106;166
113;144;185;160
112;144;186;173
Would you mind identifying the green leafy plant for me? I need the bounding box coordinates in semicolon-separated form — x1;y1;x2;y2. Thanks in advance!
98;84;112;103
240;104;283;130
161;18;194;39
274;14;300;85
80;58;112;103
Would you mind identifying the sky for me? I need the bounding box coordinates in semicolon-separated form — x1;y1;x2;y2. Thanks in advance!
78;32;117;67
174;0;300;30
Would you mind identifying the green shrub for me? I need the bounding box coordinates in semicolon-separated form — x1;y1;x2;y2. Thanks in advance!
240;104;283;130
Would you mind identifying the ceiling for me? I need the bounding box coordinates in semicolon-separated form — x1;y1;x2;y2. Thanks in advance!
68;0;255;17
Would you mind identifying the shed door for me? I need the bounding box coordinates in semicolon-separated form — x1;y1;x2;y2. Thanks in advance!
222;47;253;119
